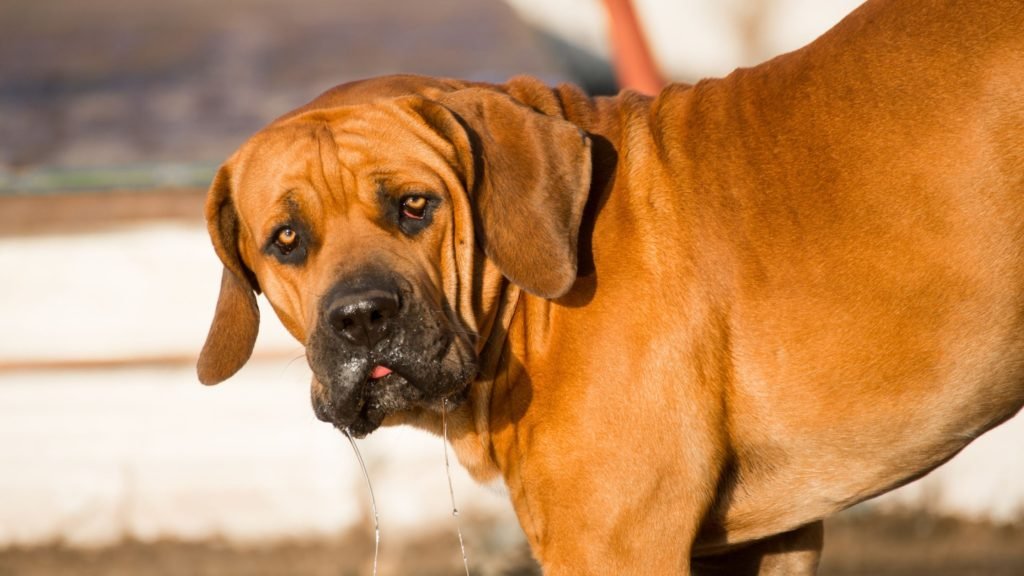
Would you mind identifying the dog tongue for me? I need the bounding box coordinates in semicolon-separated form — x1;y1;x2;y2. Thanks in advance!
370;365;393;379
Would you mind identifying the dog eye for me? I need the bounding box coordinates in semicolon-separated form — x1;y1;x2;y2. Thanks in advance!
274;227;299;255
264;223;309;265
401;195;429;220
393;193;437;236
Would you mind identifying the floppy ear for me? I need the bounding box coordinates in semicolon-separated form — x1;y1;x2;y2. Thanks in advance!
432;87;592;299
197;164;261;385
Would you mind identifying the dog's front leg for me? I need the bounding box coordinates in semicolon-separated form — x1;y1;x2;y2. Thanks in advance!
504;411;727;575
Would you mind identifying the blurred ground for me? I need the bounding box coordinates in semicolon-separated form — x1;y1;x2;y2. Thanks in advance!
1;511;1022;575
821;510;1024;576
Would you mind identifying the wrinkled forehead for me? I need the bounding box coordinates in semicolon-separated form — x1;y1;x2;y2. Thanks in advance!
231;102;458;216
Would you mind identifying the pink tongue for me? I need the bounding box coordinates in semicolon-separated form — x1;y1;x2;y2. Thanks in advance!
370;365;393;379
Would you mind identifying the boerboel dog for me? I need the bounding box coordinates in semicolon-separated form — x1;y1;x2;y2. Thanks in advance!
197;0;1024;573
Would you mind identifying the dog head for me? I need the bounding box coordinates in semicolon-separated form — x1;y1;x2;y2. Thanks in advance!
196;75;592;436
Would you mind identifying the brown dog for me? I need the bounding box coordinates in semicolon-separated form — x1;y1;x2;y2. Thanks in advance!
197;0;1024;573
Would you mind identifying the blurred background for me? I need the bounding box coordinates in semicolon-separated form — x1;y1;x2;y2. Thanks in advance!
0;0;1021;574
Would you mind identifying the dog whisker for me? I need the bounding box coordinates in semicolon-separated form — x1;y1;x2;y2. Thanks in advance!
284;351;307;370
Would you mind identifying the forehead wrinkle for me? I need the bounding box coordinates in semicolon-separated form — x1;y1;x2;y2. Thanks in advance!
325;130;384;220
338;102;458;168
313;123;350;213
317;125;372;215
392;103;461;167
335;147;362;214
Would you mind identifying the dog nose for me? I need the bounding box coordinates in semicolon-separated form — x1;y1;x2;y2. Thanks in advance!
326;289;400;348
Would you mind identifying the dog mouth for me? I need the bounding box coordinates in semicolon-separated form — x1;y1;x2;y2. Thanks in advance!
312;350;475;438
306;276;479;437
346;365;420;437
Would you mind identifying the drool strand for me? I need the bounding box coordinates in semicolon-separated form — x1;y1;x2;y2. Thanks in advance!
442;398;471;576
345;430;381;576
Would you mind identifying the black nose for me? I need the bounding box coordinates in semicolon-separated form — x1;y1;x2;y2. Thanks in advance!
326;289;400;348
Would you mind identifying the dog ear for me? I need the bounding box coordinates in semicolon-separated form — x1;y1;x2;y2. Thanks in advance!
428;87;592;299
197;164;260;385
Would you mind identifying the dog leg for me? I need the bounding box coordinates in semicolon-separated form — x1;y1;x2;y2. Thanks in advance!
692;521;823;576
754;521;823;576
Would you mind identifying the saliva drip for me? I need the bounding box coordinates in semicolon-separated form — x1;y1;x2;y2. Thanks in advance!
443;398;471;576
345;430;381;576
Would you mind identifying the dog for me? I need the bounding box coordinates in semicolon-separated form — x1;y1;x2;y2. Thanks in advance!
196;0;1024;573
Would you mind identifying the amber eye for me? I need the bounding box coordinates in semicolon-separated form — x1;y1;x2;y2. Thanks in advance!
274;227;298;254
401;195;428;220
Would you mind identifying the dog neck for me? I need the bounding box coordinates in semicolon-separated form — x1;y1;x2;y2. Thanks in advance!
442;85;651;481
